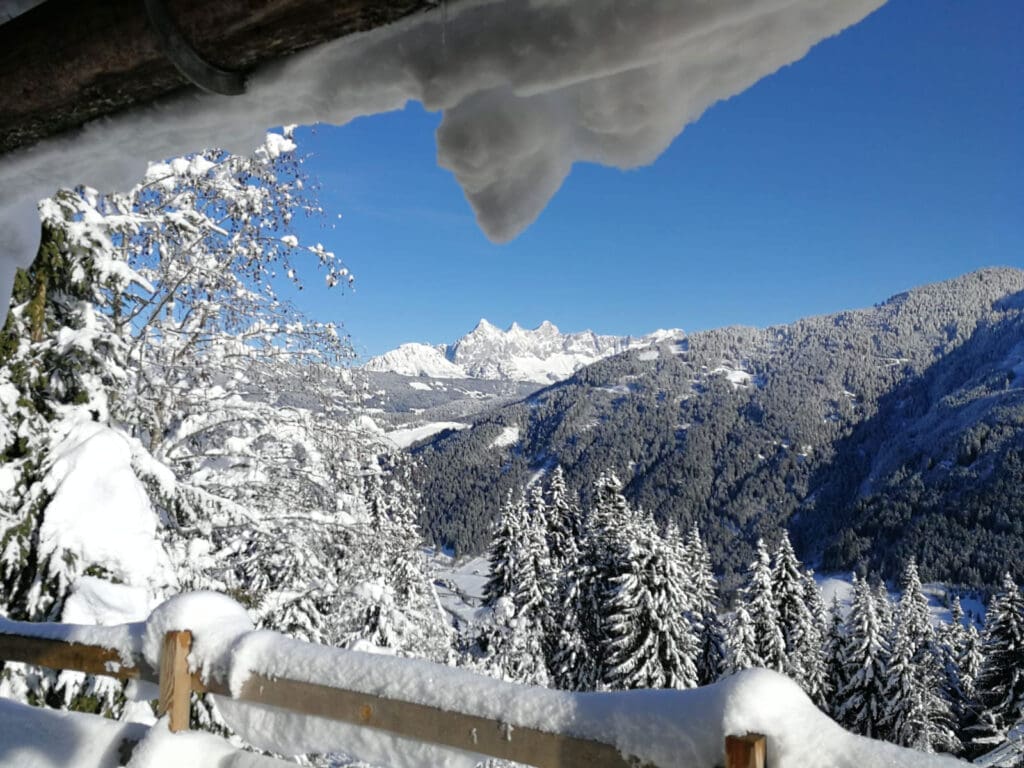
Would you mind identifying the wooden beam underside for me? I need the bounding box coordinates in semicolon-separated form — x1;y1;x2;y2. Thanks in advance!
0;0;439;155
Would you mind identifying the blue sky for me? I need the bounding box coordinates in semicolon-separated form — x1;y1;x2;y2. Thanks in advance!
288;0;1023;360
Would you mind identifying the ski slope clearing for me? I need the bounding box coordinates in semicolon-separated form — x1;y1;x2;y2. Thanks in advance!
385;421;471;449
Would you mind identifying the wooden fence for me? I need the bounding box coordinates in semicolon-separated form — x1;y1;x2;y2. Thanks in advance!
0;627;766;768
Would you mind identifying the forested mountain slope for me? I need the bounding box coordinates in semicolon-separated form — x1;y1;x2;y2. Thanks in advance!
411;268;1024;589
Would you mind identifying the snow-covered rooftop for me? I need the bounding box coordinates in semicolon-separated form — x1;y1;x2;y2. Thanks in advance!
0;0;884;305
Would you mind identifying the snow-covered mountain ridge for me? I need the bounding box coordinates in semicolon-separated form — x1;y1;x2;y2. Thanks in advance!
365;320;684;384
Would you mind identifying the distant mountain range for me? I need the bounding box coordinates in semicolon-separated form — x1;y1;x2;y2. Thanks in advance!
365;319;684;384
404;268;1024;592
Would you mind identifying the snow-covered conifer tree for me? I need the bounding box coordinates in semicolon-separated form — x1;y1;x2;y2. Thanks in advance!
771;532;820;691
542;466;588;688
822;595;848;716
970;573;1024;749
482;491;525;607
728;539;784;673
543;465;581;575
682;524;726;685
836;575;891;739
882;561;959;753
601;512;699;690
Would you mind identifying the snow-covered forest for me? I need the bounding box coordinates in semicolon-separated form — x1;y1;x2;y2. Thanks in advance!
473;468;1024;762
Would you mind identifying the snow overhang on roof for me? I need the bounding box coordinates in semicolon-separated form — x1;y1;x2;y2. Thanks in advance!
0;0;887;308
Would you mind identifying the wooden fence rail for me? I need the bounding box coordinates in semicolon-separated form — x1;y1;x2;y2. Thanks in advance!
0;627;766;768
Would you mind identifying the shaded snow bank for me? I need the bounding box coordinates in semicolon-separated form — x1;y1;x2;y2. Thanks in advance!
0;697;147;768
0;699;289;768
0;0;884;303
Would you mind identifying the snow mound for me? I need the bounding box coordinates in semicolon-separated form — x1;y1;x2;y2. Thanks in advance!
125;716;290;768
212;633;965;768
39;420;175;592
0;696;148;768
141;592;253;684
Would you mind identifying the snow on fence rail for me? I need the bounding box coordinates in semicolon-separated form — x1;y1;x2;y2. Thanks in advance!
0;592;966;768
0;602;763;767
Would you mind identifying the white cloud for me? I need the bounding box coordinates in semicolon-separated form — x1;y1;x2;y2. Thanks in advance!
0;0;885;303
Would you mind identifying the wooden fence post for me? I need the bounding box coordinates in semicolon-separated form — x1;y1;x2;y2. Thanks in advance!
158;630;193;733
725;733;766;768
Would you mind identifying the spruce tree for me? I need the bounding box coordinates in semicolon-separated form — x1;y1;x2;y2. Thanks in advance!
938;596;975;746
771;532;819;689
971;573;1024;747
543;465;581;574
822;595;848;716
602;513;699;690
731;538;785;672
572;472;632;689
882;566;959;754
836;575;890;739
482;491;524;607
882;618;933;750
682;524;727;685
542;466;586;689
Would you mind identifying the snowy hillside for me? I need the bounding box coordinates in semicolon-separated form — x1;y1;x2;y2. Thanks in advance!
365;319;685;384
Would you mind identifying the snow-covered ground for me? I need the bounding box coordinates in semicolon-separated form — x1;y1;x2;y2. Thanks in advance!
488;425;521;449
430;552;490;628
815;572;986;626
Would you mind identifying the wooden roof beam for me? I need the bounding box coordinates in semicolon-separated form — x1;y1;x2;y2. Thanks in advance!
0;0;439;155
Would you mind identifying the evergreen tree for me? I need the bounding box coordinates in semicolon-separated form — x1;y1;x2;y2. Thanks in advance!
729;539;784;672
338;456;451;662
543;467;587;689
482;491;524;607
823;595;848;716
478;597;550;687
543;465;581;574
518;484;553;619
836;575;890;739
938;596;976;745
771;532;819;690
570;472;632;689
800;568;830;710
971;573;1024;748
601;512;699;690
881;567;960;754
682;524;727;685
890;562;959;752
882;618;934;751
727;604;760;673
